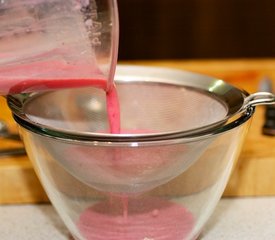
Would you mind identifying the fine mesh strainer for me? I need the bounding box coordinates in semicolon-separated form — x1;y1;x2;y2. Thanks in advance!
8;65;275;195
10;65;274;139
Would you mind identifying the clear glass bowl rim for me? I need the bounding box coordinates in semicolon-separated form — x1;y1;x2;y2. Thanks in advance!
7;65;255;146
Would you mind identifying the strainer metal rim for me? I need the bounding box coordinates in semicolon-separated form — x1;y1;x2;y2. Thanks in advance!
8;65;254;144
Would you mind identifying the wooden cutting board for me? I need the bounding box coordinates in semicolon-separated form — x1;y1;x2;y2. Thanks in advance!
1;59;275;204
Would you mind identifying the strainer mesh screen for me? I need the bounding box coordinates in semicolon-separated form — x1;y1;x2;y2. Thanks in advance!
24;81;228;134
118;83;227;133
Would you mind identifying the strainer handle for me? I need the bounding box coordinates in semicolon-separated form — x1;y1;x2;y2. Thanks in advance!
244;92;275;108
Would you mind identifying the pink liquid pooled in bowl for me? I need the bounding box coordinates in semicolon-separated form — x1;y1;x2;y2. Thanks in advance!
77;197;194;240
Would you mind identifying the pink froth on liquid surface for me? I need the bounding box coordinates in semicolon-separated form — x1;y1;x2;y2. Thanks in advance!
77;197;194;240
0;60;107;94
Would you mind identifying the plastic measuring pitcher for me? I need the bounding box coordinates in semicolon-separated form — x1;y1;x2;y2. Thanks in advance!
0;0;119;94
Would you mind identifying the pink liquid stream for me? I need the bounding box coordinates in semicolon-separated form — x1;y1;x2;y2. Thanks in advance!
0;64;194;239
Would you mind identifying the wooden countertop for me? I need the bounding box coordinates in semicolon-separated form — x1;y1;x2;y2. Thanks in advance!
1;58;275;204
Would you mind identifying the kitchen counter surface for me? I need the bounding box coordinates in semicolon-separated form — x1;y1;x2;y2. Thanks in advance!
0;197;275;240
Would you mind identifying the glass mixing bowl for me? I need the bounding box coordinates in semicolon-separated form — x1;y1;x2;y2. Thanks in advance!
7;65;273;240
